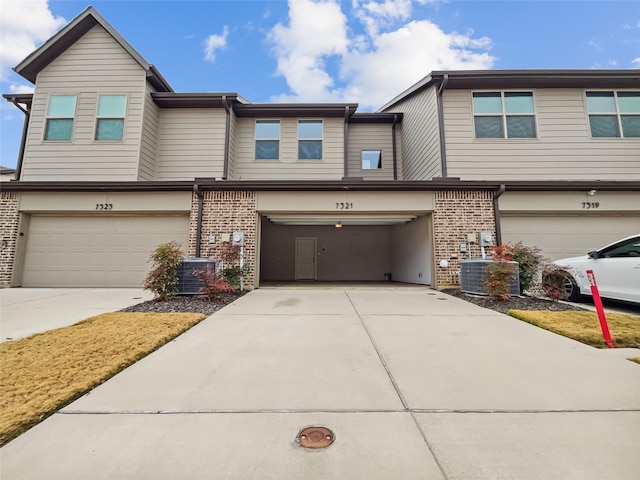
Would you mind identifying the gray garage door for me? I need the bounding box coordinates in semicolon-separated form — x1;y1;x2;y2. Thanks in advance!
501;214;640;260
22;215;190;287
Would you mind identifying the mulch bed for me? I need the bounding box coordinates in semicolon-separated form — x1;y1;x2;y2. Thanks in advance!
441;288;586;315
121;291;246;316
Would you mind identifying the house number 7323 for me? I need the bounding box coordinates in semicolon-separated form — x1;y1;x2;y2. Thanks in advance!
96;203;113;210
336;202;353;209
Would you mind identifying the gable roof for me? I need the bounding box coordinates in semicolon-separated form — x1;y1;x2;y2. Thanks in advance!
378;69;640;112
13;5;173;92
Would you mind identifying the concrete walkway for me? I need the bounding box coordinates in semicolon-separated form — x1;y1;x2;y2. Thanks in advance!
0;288;153;342
1;287;639;479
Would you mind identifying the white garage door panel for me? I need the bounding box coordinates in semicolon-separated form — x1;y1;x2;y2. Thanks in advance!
23;215;190;287
502;215;640;260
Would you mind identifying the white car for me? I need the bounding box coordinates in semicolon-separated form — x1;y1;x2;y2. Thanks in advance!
551;234;640;305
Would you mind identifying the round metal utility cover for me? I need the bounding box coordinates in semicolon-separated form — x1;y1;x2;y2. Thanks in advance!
297;426;335;448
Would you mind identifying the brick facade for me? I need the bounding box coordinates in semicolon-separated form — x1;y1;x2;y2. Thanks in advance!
189;191;257;289
432;190;496;287
0;192;20;288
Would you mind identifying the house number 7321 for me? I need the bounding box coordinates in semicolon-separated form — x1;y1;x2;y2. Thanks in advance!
96;203;113;210
336;202;353;209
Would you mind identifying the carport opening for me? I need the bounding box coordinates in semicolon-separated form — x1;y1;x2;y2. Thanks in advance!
258;213;432;286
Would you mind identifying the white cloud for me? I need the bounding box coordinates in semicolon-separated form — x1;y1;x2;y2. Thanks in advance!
204;26;229;62
268;0;495;108
0;0;66;81
632;58;640;66
7;83;34;94
268;0;349;102
588;39;603;52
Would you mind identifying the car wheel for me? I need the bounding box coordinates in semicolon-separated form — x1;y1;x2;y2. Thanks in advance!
560;274;581;302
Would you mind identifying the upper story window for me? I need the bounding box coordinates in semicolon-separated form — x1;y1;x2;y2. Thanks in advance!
472;92;536;139
586;91;640;138
95;95;127;141
255;120;280;160
362;150;382;169
298;120;322;160
44;95;77;141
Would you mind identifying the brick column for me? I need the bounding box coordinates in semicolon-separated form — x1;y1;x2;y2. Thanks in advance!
433;190;495;287
189;190;257;289
0;192;20;287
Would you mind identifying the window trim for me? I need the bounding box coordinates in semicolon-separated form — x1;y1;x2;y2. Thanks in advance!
94;94;127;142
472;91;538;140
44;94;77;142
254;119;281;161
585;90;640;139
297;119;323;161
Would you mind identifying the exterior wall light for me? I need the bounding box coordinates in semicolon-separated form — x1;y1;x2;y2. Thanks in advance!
587;190;597;196
335;222;342;228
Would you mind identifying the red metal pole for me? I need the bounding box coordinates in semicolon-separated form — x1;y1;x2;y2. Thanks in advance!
586;270;614;349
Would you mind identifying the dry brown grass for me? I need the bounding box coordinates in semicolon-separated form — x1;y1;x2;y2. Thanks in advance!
508;310;640;349
0;312;204;446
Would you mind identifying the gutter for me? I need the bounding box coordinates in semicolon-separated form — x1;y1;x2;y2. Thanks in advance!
392;114;399;180
194;183;204;258
344;106;350;177
493;184;506;245
221;95;231;179
436;74;449;177
6;98;31;181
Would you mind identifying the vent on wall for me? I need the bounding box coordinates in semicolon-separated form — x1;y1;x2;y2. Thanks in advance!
176;258;216;295
460;259;520;296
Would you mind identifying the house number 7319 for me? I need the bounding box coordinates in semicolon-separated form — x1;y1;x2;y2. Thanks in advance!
582;202;599;209
96;203;113;210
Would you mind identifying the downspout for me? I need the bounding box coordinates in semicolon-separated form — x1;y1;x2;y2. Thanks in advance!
436;74;449;177
221;95;231;180
391;114;398;180
194;183;204;258
493;184;506;246
343;106;350;178
10;100;30;181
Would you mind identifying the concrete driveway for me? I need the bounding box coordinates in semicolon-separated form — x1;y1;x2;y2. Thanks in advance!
1;286;639;479
0;288;153;342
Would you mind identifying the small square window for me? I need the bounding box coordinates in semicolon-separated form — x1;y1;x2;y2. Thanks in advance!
361;150;382;169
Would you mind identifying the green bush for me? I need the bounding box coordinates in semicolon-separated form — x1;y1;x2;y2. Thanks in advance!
143;242;183;300
506;242;544;294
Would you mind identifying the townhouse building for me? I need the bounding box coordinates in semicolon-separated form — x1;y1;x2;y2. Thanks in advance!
2;6;639;289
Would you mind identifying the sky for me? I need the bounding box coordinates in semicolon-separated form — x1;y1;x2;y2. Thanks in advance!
1;0;639;168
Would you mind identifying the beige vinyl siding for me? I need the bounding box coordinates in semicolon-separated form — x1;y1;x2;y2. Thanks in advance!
384;85;441;180
443;88;640;180
155;108;226;180
234;118;344;180
348;124;402;180
227;109;238;179
138;85;159;180
21;25;146;181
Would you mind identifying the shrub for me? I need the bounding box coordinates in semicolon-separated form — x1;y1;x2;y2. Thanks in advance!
506;242;544;294
484;244;518;300
143;242;183;300
193;267;235;300
216;242;250;288
540;264;571;301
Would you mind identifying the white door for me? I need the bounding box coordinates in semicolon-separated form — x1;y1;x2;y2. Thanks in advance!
295;237;316;280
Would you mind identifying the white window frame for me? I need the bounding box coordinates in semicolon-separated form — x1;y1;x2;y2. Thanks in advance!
472;91;538;139
297;119;323;160
44;94;77;142
254;119;281;160
95;94;127;141
585;90;640;139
